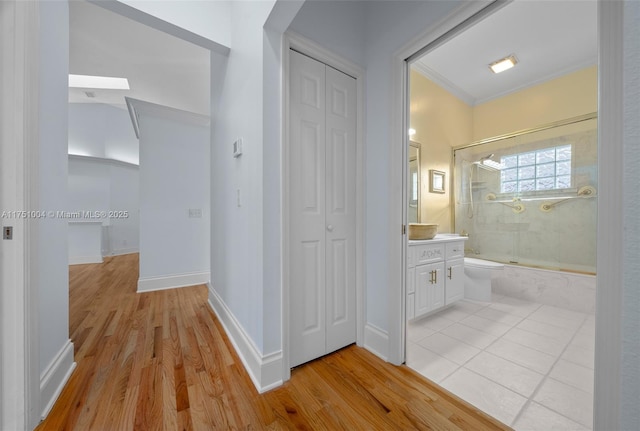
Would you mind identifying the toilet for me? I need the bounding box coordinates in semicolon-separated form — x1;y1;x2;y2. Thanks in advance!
464;257;504;302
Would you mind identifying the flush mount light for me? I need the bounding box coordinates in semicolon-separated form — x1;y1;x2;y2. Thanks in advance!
69;74;130;90
488;55;518;74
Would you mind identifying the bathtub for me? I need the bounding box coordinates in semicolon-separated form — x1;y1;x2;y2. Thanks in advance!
490;262;596;314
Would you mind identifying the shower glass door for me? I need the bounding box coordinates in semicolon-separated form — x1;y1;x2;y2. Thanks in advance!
453;117;597;274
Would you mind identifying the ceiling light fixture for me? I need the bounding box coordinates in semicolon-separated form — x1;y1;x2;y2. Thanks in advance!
69;74;130;90
488;55;518;74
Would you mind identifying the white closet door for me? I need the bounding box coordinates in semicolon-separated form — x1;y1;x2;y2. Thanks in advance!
290;51;327;367
289;51;356;367
324;65;356;353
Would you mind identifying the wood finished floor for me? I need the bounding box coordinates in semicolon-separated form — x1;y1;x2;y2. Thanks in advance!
37;253;512;430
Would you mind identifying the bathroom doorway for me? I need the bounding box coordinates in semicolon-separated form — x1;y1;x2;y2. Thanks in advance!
404;1;598;429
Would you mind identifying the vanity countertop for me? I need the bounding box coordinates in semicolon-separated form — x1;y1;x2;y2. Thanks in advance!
408;234;468;245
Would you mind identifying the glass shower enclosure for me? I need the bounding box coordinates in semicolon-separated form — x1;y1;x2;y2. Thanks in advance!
454;115;597;274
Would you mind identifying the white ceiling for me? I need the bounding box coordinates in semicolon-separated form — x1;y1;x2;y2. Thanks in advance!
69;1;211;115
70;0;597;115
412;0;598;106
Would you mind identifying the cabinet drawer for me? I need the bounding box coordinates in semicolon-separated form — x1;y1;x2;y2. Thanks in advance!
414;244;444;265
446;241;465;260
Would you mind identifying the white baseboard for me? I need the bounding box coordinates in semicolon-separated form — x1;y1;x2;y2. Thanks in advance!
40;340;76;420
363;323;389;362
207;283;283;393
69;255;103;265
108;247;139;257
137;271;210;293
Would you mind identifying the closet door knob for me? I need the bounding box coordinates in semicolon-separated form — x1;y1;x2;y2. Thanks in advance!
327;224;334;232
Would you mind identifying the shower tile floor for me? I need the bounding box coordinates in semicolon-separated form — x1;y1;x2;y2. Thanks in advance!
406;293;595;430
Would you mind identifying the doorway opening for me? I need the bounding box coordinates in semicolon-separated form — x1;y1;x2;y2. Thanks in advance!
67;0;216;308
403;1;597;428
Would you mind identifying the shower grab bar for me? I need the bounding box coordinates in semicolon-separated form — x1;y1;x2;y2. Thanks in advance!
486;195;596;204
483;186;596;212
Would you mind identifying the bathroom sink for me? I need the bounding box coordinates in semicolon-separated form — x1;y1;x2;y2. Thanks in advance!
408;223;438;240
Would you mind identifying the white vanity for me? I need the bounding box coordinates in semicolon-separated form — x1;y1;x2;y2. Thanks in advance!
407;235;468;320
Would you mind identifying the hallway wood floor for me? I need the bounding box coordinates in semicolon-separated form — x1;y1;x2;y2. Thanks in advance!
37;253;512;430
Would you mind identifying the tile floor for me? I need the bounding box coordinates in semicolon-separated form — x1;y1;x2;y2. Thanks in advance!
406;293;595;430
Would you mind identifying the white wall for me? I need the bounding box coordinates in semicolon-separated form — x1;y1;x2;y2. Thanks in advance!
109;163;139;255
364;0;465;337
37;0;75;422
287;0;366;68
208;0;310;391
38;0;70;369
210;1;276;357
137;102;210;291
67;159;110;220
69;104;139;165
68;104;140;259
67;157;139;258
68;222;103;264
117;0;231;48
621;1;640;428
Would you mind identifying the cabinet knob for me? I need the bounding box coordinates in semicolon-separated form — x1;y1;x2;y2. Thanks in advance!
327;224;334;232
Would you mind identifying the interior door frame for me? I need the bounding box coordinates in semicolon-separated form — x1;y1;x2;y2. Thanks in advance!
390;1;626;429
282;31;366;380
0;1;40;428
389;0;507;367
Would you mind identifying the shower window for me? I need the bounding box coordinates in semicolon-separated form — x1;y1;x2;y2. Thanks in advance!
500;144;572;193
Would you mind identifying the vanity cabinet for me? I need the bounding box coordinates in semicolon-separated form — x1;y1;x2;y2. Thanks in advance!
407;236;467;320
444;242;465;304
415;261;445;317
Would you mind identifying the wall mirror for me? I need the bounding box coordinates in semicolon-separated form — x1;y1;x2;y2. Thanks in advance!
408;141;421;223
430;169;445;193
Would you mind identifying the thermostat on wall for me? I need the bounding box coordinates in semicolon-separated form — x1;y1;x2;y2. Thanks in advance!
233;138;243;158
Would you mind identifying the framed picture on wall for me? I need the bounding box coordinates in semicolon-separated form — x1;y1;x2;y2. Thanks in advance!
429;170;445;193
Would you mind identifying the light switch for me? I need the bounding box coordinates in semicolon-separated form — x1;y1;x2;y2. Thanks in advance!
233;138;243;158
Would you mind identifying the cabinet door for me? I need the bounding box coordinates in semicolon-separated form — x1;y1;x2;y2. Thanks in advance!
415;262;445;319
445;258;465;304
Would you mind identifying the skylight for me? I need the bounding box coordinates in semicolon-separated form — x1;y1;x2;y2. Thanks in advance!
68;74;130;90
